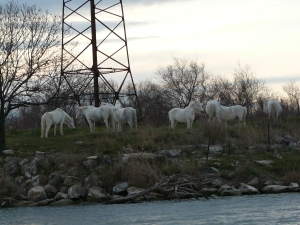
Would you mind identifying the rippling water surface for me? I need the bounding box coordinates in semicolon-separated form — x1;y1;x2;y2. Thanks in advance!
1;193;300;225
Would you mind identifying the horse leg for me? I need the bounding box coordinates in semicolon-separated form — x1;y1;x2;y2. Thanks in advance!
45;124;51;138
104;119;109;131
60;122;64;135
54;125;57;136
87;120;93;132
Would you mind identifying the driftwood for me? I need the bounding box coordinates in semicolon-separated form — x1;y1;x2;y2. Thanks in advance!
105;174;212;204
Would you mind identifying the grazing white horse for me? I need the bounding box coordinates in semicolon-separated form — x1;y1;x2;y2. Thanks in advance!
41;108;75;138
263;99;282;123
205;100;221;123
112;107;137;132
75;105;115;132
168;100;204;129
206;100;247;126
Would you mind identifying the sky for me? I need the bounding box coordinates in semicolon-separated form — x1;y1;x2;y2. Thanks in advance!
24;0;300;96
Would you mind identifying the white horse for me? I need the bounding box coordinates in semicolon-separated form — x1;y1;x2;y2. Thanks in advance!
205;100;221;123
112;107;137;132
263;99;282;123
41;108;75;138
75;105;115;132
206;100;247;126
168;100;204;129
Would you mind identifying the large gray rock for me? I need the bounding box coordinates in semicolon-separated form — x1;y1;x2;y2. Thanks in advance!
27;186;47;202
87;187;110;202
83;159;97;170
113;182;128;194
238;183;259;195
83;175;103;188
4;157;19;176
255;160;273;166
209;145;223;153
44;185;58;199
157;149;181;157
261;185;289;194
284;134;297;143
54;192;68;201
48;172;64;187
247;177;263;190
218;185;242;196
63;176;82;187
67;185;88;199
2;150;14;156
209;178;223;188
126;187;159;201
200;188;219;196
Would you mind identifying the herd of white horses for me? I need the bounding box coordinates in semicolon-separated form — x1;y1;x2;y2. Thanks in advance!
40;99;282;138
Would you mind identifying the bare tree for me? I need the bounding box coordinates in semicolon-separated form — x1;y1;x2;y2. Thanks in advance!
0;1;65;150
156;58;210;108
283;81;300;115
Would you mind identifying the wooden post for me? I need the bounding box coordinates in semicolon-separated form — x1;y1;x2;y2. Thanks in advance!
206;138;211;166
268;123;270;145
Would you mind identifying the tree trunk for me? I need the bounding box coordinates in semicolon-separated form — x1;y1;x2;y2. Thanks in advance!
0;113;6;151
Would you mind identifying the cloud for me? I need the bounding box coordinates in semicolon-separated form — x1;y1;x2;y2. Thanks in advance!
263;75;300;84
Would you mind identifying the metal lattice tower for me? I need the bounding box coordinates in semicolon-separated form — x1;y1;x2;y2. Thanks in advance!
61;0;141;110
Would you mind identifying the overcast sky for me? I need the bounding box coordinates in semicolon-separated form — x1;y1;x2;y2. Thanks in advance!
27;0;300;96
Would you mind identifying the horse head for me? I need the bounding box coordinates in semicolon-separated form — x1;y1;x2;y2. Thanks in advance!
75;107;83;119
68;117;75;129
193;100;204;112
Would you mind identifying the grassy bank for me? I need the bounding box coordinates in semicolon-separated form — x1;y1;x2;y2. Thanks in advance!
3;116;300;197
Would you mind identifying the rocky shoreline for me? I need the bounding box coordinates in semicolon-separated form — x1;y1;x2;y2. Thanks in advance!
1;133;300;208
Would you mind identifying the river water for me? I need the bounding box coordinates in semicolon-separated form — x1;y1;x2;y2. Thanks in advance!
1;193;300;225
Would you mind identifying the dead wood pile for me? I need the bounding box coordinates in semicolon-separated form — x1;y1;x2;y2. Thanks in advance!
105;174;213;204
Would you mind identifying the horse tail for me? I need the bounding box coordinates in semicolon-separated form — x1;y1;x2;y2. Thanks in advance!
41;114;46;138
269;102;276;122
133;109;137;129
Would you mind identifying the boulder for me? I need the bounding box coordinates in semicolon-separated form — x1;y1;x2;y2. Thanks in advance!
4;157;19;176
87;187;110;202
21;162;37;178
67;185;88;199
255;160;273;166
2;150;14;156
157;149;181;157
127;186;159;201
83;159;97;170
48;172;64;187
209;145;223;153
200;188;218;196
209;178;223;188
44;185;58;199
218;185;242;196
83;175;103;188
284;134;297;143
54;192;68;201
63;176;82;187
238;183;259;195
247;177;263;190
113;182;128;195
102;155;111;165
27;186;47;202
275;137;290;145
261;185;289;194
